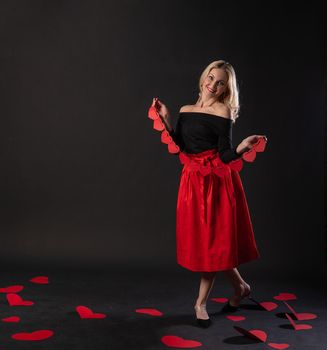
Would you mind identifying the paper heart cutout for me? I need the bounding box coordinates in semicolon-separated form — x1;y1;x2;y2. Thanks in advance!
11;330;54;341
2;316;20;322
29;276;49;284
168;142;180;154
210;297;228;303
234;326;267;342
135;308;163;316
153;118;165;131
228;159;244;172
7;293;34;306
274;293;297;301
260;301;278;311
242;137;267;162
148;106;159;120
255;137;267;152
0;285;24;293
268;342;290;349
285;313;312;330
242;149;257;162
76;306;106;319
161;335;202;348
161;130;172;144
226;315;246;321
283;301;317;320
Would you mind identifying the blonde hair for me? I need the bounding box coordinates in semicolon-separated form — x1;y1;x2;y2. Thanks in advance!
196;60;240;123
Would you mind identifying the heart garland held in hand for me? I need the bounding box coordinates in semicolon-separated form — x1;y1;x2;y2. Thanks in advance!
148;98;267;171
148;102;180;154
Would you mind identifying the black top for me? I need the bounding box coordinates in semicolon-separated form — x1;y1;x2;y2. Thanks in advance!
168;112;243;164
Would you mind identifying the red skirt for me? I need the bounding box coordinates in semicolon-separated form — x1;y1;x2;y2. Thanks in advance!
176;148;260;272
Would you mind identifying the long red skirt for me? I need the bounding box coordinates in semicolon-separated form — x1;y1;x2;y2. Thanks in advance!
176;148;260;272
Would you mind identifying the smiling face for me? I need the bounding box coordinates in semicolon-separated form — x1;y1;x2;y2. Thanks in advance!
201;67;228;100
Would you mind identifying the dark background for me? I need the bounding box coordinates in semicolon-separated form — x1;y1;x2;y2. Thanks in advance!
0;0;325;276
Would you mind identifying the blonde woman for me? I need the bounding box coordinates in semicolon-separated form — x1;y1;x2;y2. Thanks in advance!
153;60;267;328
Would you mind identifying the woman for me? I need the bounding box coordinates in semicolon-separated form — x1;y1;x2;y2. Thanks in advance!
153;60;267;328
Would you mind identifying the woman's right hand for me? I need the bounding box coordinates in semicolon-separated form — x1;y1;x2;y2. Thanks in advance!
152;97;170;122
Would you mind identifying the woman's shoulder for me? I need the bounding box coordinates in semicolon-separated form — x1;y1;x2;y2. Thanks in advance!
179;103;232;120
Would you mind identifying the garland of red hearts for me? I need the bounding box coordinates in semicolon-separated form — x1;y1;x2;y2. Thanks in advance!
147;102;267;172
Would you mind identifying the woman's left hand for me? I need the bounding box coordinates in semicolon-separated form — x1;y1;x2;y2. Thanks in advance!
237;135;267;154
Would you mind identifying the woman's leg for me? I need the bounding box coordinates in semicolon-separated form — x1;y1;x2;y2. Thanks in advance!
194;271;217;319
223;268;251;306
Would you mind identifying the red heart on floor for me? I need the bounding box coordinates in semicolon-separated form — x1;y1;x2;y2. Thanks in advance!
283;301;317;320
285;313;312;330
234;326;267;342
2;316;20;323
210;297;228;303
295;312;317;321
260;301;278;311
135;308;163;316
7;293;34;306
0;285;24;293
76;306;106;319
29;276;49;284
161;335;202;348
268;342;290;349
11;330;54;341
226;315;245;321
273;293;297;301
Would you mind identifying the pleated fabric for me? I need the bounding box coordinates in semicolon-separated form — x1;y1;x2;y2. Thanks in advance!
176;148;260;272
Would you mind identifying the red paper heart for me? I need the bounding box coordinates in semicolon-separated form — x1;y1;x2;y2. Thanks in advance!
161;335;202;348
161;130;172;144
260;301;278;311
210;297;228;303
268;342;290;349
283;301;317;320
153;118;165;131
234;326;267;342
168;142;180;154
148;106;159;120
242;136;267;162
12;330;54;341
135;308;163;316
285;313;312;330
274;293;297;301
226;315;245;321
29;276;49;284
76;306;106;319
7;293;34;306
2;316;20;323
229;159;243;171
255;137;266;152
295;312;317;321
0;285;24;293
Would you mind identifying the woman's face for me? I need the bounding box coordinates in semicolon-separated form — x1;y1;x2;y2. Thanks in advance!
201;68;228;100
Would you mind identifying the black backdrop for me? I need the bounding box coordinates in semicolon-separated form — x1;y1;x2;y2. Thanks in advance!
0;0;325;276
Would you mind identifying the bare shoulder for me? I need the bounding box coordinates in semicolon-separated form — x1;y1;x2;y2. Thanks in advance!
212;103;232;119
179;105;194;113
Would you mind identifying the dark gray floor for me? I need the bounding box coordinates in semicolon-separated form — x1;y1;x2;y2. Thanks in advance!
0;263;326;349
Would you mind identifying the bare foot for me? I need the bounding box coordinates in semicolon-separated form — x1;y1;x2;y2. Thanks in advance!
194;304;209;320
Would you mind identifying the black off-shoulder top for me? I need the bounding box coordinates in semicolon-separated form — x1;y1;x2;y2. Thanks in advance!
168;112;243;164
